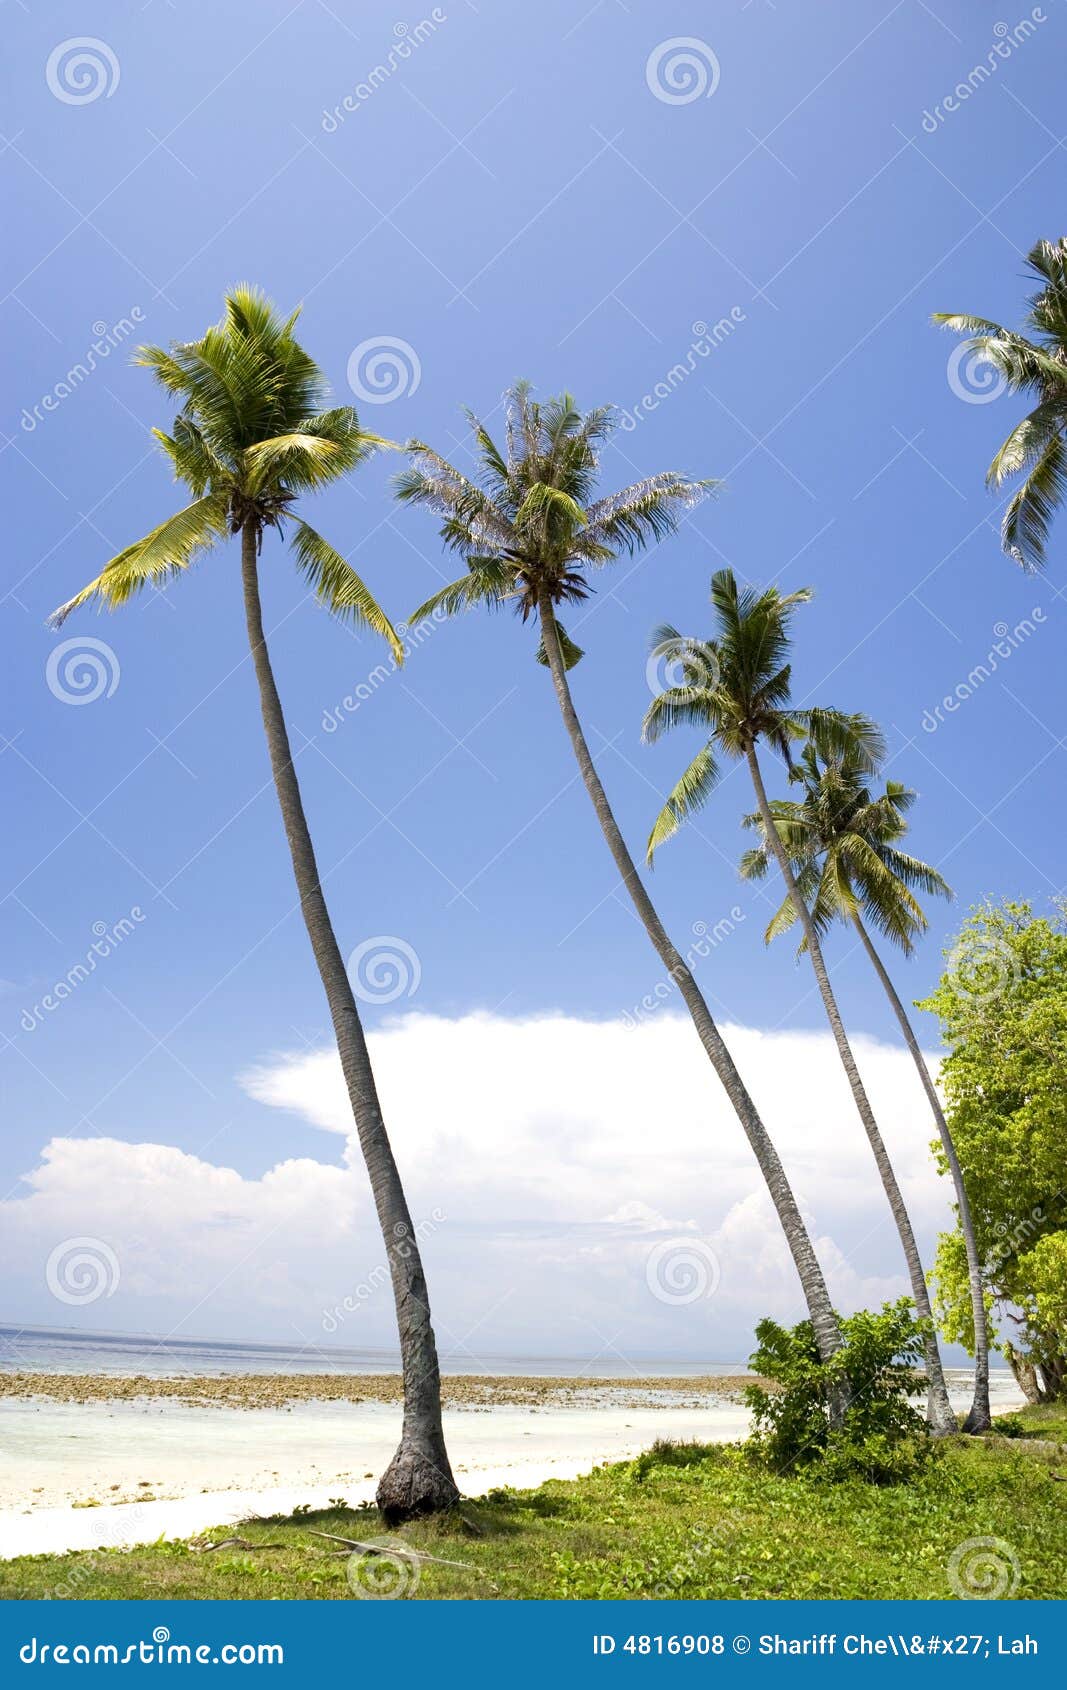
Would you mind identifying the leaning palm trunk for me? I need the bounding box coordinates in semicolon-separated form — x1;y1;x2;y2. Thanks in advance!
745;748;957;1435
241;524;458;1520
851;915;991;1431
537;596;845;1378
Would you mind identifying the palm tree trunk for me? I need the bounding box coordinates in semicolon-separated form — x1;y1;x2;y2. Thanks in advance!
241;522;458;1520
745;747;957;1435
851;915;991;1431
536;594;845;1381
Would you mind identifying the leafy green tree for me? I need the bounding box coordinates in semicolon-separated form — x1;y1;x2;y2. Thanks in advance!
935;238;1067;571
919;901;1067;1403
398;383;846;1376
644;571;956;1433
48;287;458;1519
745;1299;931;1483
738;747;992;1431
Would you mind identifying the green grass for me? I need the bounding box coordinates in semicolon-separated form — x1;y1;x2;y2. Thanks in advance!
2;1431;1065;1601
1008;1399;1067;1440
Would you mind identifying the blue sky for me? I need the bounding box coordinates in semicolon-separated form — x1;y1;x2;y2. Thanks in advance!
2;1;1064;1354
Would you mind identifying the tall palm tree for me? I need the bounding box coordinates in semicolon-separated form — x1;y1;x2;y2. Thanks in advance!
397;383;847;1380
48;286;459;1520
935;237;1067;571
645;570;957;1433
738;746;991;1431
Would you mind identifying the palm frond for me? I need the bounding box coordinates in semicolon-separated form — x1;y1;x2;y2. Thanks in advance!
291;520;402;659
47;495;229;627
646;742;720;861
408;559;518;625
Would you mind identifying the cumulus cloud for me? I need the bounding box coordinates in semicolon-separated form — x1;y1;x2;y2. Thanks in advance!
2;1012;956;1363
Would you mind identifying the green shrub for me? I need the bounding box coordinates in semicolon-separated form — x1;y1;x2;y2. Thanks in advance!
744;1298;932;1483
990;1413;1028;1439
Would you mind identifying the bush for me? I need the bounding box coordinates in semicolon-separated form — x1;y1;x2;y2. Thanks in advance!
744;1298;932;1483
989;1413;1028;1439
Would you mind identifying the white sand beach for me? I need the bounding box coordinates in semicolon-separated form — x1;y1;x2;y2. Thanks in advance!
0;1369;1024;1561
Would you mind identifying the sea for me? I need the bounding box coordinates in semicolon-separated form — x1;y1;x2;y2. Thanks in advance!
0;1322;755;1380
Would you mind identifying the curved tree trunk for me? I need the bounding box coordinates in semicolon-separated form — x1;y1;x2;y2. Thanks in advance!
745;747;957;1435
537;595;845;1384
241;523;458;1520
852;915;991;1432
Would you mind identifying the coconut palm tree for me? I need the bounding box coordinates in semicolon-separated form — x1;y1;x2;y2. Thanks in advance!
738;746;991;1431
935;238;1067;571
48;286;459;1520
396;383;846;1378
644;570;957;1433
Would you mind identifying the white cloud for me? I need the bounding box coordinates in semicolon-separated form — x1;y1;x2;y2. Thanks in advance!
2;1012;956;1363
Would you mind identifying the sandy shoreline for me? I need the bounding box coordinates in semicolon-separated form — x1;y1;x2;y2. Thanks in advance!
0;1369;1026;1563
0;1371;755;1411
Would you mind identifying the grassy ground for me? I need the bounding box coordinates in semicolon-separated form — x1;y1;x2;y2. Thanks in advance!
2;1421;1064;1602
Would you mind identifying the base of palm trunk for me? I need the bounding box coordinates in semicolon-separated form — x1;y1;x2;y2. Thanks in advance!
926;1398;959;1437
376;1440;460;1524
961;1400;993;1434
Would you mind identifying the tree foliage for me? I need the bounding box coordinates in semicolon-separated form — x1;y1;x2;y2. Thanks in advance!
918;900;1067;1398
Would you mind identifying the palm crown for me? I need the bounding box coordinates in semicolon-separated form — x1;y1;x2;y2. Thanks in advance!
936;238;1067;571
643;568;884;859
398;381;711;663
48;285;401;656
739;744;952;953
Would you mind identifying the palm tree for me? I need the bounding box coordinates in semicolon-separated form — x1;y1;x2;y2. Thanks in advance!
396;383;847;1379
738;746;991;1431
48;286;459;1520
935;238;1067;571
645;570;957;1433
